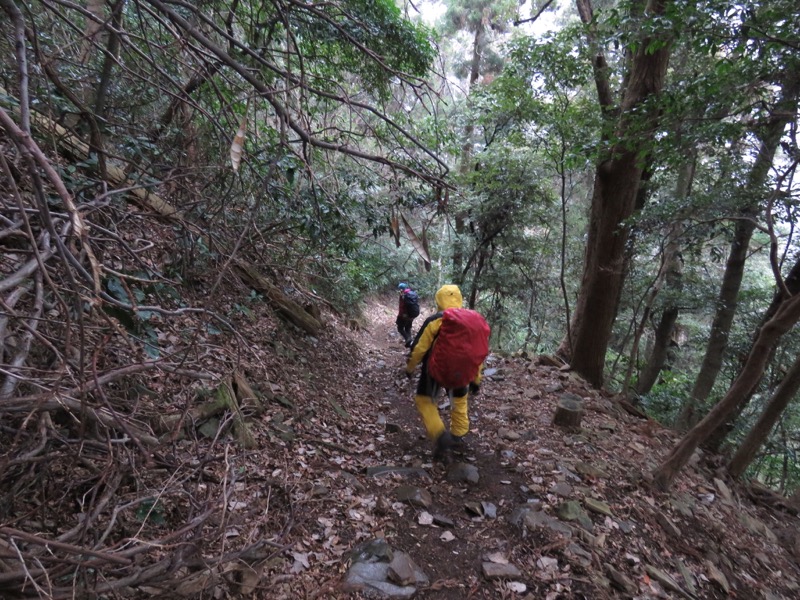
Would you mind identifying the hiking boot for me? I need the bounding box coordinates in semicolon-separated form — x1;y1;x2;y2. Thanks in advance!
433;431;454;462
451;435;467;454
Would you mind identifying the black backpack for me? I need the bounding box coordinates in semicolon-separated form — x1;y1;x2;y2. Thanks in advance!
403;290;420;318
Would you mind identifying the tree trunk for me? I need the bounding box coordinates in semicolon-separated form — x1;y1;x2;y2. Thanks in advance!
467;246;487;309
92;0;125;121
652;292;800;491
635;306;679;395
231;261;322;335
80;0;107;63
727;351;800;479
704;256;800;450
150;62;221;142
553;394;584;429
677;73;800;429
563;0;673;388
635;157;693;395
453;21;485;282
676;215;757;428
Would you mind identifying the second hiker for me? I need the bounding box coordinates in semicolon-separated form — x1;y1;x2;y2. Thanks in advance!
405;284;490;460
396;283;420;347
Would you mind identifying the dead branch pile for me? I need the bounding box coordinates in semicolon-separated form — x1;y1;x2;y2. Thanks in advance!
0;90;301;599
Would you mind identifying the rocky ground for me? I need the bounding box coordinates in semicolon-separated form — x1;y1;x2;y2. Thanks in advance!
217;294;800;599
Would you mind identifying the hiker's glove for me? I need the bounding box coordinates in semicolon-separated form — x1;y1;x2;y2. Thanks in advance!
469;383;480;395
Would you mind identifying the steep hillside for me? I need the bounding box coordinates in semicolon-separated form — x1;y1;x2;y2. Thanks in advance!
330;297;800;600
2;287;799;599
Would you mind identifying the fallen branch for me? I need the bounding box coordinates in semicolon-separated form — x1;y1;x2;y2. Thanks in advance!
232;260;322;334
155;372;262;448
0;84;323;334
0;528;132;566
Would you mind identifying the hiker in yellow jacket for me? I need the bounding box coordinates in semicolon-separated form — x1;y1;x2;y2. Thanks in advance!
405;285;484;459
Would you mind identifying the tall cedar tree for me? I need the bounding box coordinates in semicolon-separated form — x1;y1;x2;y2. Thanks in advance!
558;0;673;387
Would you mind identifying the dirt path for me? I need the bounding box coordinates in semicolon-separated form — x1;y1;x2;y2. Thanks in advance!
349;297;573;598
331;295;800;599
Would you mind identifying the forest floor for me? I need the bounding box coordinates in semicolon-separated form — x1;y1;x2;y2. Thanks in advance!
4;289;800;600
187;293;800;600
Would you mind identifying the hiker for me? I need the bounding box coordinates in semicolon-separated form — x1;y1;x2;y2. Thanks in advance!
396;283;420;347
405;284;490;460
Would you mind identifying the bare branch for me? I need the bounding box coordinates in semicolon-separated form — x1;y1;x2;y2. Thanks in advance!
576;0;615;112
0;0;31;133
514;0;556;27
0;527;133;566
143;0;448;184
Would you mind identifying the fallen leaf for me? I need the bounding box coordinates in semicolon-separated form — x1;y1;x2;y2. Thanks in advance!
230;108;248;172
290;552;310;574
400;214;431;271
537;556;558;571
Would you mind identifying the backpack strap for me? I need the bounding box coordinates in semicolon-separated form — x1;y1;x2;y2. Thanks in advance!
406;311;443;367
412;311;441;351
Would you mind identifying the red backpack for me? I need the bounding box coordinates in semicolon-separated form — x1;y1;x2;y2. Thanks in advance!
428;308;490;389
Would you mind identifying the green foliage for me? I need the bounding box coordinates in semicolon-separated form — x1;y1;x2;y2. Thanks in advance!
291;0;435;98
639;370;694;425
440;0;518;81
102;273;184;359
135;498;166;526
454;143;570;351
749;451;800;496
431;22;601;354
316;231;424;313
229;291;265;320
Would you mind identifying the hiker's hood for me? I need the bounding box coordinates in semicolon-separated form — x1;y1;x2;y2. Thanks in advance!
435;285;463;311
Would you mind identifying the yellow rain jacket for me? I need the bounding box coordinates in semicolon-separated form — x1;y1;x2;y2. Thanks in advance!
406;284;482;387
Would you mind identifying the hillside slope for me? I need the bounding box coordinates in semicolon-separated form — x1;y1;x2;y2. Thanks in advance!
2;290;799;599
325;297;800;600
